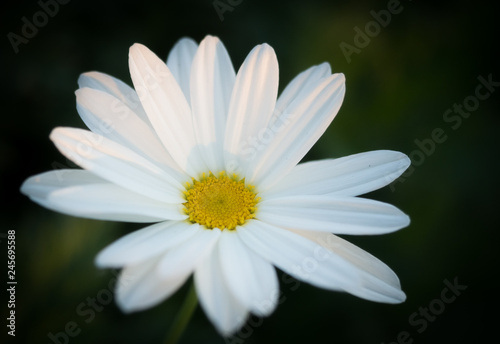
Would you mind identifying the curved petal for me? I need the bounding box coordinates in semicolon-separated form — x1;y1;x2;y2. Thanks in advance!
218;230;279;316
250;73;345;190
194;243;248;336
96;221;198;268
239;221;405;303
224;43;279;175
156;226;221;280
50;127;184;203
190;35;236;172
116;256;190;312
257;195;410;235
273;63;332;120
166;37;198;103
129;43;205;176
238;220;358;292
76;87;185;181
261;150;411;199
21;170;185;223
77;71;149;124
288;229;406;303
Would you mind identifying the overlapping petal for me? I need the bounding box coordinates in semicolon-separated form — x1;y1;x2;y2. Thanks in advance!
21;169;185;223
195;245;248;336
272;62;332;119
190;35;235;172
261;150;410;199
78;71;150;124
218;230;279;317
239;221;405;303
96;221;198;268
50;127;184;203
113;224;220;313
224;43;279;175
129;43;205;176
76;87;185;181
257;195;410;235
116;256;190;313
249;72;345;189
156;227;221;280
166;37;198;103
288;229;406;303
238;220;358;291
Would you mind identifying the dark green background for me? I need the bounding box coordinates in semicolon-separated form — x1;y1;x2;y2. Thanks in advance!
1;0;498;343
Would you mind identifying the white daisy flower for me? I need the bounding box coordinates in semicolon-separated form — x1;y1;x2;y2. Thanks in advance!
21;35;410;336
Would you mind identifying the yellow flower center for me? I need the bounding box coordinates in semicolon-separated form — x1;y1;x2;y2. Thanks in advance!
183;172;260;230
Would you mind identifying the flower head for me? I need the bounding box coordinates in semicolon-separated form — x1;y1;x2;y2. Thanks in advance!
21;35;410;335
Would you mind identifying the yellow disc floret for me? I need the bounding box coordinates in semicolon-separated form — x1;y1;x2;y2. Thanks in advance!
183;172;260;230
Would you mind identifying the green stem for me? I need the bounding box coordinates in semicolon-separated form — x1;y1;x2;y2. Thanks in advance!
163;282;198;344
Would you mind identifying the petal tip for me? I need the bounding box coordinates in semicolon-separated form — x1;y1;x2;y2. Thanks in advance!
19;178;32;196
115;296;137;314
401;154;411;170
129;43;152;61
389;289;407;304
400;213;411;228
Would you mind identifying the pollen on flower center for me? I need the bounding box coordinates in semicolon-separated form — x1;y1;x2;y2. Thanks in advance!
183;171;260;230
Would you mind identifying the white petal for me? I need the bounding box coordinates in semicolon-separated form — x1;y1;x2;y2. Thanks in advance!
224;43;279;175
257;195;410;235
261;150;411;199
116;256;190;312
289;229;406;303
76;87;185;181
190;35;235;172
129;43;205;176
157;227;221;280
218;230;279;316
50;127;184;203
251;73;346;189
238;220;358;291
273;63;332;120
166;37;198;103
77;71;150;124
21;170;185;223
195;244;248;336
96;221;198;268
21;169;99;197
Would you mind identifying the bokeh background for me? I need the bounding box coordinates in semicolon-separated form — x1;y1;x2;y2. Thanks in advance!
1;0;499;343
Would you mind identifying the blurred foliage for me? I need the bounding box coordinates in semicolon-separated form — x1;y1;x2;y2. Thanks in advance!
1;0;498;343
